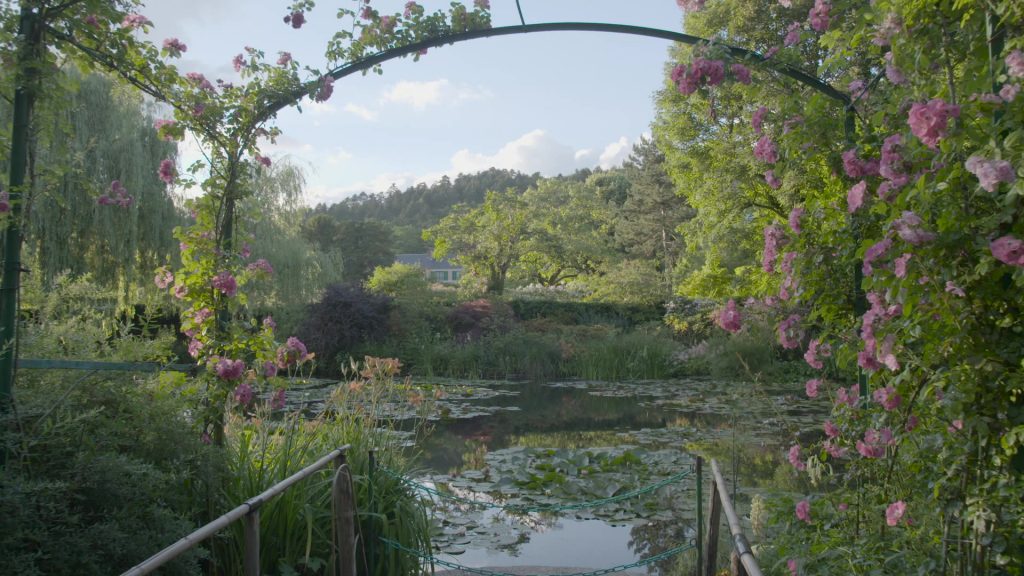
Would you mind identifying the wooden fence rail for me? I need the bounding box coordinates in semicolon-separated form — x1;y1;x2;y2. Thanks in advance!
121;445;355;576
695;456;764;576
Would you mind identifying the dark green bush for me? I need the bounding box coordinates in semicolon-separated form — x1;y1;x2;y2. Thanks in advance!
296;283;393;375
0;373;217;576
507;299;662;328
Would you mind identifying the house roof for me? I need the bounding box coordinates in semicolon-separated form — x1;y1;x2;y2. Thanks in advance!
395;253;461;270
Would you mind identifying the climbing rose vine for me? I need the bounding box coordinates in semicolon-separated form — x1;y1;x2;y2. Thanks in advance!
679;0;1023;572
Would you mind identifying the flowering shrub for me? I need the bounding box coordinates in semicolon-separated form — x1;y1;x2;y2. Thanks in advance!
669;0;1023;572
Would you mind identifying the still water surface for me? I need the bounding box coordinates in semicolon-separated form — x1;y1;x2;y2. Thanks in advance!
398;378;821;573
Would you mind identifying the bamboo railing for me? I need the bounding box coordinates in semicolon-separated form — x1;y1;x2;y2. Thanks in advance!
695;456;764;576
121;445;355;576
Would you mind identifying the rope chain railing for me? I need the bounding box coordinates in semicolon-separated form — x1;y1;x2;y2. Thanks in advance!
379;537;696;576
377;465;694;514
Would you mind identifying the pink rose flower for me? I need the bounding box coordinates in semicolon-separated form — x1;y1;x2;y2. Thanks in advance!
163;38;187;58
154;268;174;289
892;211;936;245
795;500;811;523
754;136;779;164
965;156;1016;192
716;299;742;333
824;420;840;438
158;159;176;184
805;378;821;398
788;444;806;470
216;358;246;381
788;206;803;233
777;314;803;350
885;501;907;526
872;386;902;411
271;388;286;410
808;0;831;32
212;271;238;297
731;63;752;84
233;381;254;405
990;235;1024;267
847;180;867;213
752;106;769;135
1006;50;1024;78
894;253;912;279
907;99;960;149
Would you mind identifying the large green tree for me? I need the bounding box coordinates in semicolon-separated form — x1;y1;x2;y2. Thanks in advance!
336;219;394;282
616;136;694;292
424;189;529;294
518;179;615;286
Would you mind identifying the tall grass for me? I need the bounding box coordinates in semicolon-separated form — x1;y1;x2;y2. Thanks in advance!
213;358;431;576
402;327;678;381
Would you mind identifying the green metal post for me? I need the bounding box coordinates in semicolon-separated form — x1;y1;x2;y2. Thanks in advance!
845;108;870;406
0;6;40;419
368;450;377;576
695;456;703;576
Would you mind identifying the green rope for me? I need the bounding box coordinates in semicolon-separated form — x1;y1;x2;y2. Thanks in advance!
379;537;695;576
379;467;693;513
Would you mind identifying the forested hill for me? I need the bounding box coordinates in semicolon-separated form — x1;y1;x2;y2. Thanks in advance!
315;168;542;229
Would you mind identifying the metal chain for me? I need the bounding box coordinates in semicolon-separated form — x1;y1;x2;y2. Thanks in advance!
378;466;693;513
379;537;695;576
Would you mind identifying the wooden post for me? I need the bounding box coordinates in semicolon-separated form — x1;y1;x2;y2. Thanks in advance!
333;457;357;576
704;475;722;576
244;509;260;576
695;456;703;576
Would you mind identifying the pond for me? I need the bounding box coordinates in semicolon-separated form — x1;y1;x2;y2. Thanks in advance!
291;377;824;574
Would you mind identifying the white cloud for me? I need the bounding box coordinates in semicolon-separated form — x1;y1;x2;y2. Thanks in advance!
382;79;448;110
342;103;378;121
306;100;337;116
598;136;631;169
380;79;491;110
450;129;579;176
326;148;354;165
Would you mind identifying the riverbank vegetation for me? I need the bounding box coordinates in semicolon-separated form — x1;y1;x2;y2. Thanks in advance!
1;0;1021;574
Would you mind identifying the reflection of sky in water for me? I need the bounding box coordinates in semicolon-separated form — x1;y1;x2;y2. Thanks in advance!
293;378;818;573
433;513;644;573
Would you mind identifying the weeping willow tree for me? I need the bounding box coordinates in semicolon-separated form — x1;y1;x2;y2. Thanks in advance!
241;159;344;316
0;69;183;297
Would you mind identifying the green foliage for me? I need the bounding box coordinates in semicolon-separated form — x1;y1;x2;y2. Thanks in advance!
365;262;430;298
0;373;214;576
425;189;531;294
0;69;184;293
508;298;663;328
585;259;670;305
658;0;1024;572
20;273;178;362
210;358;432;576
321;168;540;236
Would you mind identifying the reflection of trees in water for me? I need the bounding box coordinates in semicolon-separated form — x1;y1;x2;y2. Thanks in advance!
425;482;561;556
628;489;693;575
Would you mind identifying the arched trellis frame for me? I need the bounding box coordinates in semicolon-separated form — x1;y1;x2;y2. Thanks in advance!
1;14;862;416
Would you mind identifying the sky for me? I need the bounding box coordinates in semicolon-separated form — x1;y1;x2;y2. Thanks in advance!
142;1;687;206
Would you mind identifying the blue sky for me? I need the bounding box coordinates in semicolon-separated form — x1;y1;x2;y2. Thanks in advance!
145;1;686;205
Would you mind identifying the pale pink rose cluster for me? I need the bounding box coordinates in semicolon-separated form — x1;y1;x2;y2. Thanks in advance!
98;180;133;208
777;313;803;350
907;99;959;149
675;0;706;11
762;224;786;272
671;57;725;95
715;299;742;333
965;156;1016;192
990;235;1024;267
